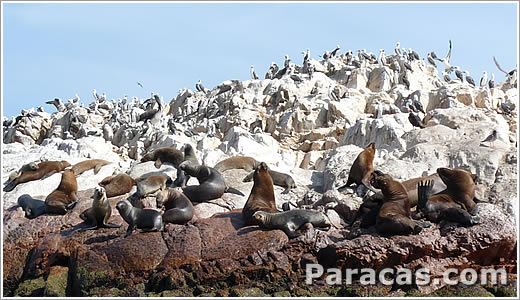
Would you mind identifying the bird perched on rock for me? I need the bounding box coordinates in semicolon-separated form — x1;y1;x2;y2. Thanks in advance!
442;71;451;83
250;65;259;80
464;71;476;87
488;73;495;89
427;53;437;67
409;93;425;114
479;71;488;88
195;80;208;93
408;109;425;128
480;129;498;147
331;44;341;57
401;73;410;89
454;66;464;82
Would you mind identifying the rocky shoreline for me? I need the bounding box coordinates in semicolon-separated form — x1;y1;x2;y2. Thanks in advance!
2;47;518;296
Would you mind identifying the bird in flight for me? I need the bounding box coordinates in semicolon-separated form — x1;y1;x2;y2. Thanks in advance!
137;81;144;88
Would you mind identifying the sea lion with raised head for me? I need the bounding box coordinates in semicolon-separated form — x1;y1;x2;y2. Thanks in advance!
242;162;279;226
79;186;121;230
253;209;331;238
339;142;378;193
4;160;71;192
156;188;194;224
173;144;200;188
141;147;184;168
417;168;480;225
99;173;136;198
214;156;260;173
9;162;39;182
242;169;297;189
45;169;78;215
116;201;164;237
71;159;112;176
17;194;46;219
369;173;428;235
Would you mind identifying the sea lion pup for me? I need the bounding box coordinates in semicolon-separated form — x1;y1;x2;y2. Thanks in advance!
214;156;260;173
4;160;71;192
173;144;200;188
242;162;279;226
156;188;194;224
99;173;136;198
17;194;45;219
135;174;172;198
71;159;112;176
370;173;427;235
79;187;121;230
8;162;39;182
116;201;164;237
253;209;331;238
141;147;184;168
45;169;78;215
179;163;243;202
338;142;378;193
242;169;297;189
417;168;480;226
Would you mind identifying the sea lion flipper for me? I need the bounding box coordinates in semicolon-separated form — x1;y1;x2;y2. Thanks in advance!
103;223;121;228
224;187;245;196
417;180;434;211
3;180;17;192
94;163;103;174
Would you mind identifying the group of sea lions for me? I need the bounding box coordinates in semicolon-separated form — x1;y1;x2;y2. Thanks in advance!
6;141;482;239
344;143;482;235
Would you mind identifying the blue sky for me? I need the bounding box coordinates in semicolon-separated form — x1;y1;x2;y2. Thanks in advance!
2;2;518;118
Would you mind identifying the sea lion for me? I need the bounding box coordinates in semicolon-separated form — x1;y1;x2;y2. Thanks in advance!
242;162;279;226
242;169;297;189
417;168;480;225
253;209;331;238
71;159;112;176
99;173;136;198
156;188;194;224
135;174;172;198
116;201;164;237
45;169;78;215
173;144;200;188
9;162;39;182
141;147;184;168
79;186;121;230
214;156;260;173
339;142;378;193
3;160;71;192
369;174;427;235
180;163;242;202
17;194;45;219
352;172;446;226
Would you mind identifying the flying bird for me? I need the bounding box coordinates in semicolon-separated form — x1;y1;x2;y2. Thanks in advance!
137;82;144;88
436;40;453;72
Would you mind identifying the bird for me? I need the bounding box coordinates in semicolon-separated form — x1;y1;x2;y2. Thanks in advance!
302;48;310;62
479;71;488;87
195;80;206;92
430;51;438;60
411;93;425;114
436;40;452;72
377;49;386;65
100;92;107;101
93;89;99;100
395;42;401;56
328;85;339;102
442;71;451;83
480;129;498;147
284;55;291;68
465;71;476;87
408;109;425;128
322;51;330;60
409;48;420;60
493;56;517;80
402;74;411;89
488;73;495;89
403;60;413;72
137;81;144;88
46;98;65;112
427;53;437;67
290;74;303;83
454;67;464;82
331;44;341;57
250;65;259;80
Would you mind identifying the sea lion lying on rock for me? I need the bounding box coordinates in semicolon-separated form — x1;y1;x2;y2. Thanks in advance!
44;169;78;215
141;147;184;168
242;169;297;189
214;156;260;173
99;173;136;198
4;160;71;192
17;194;46;219
417;168;481;226
253;209;331;238
8;162;39;182
71;159;111;176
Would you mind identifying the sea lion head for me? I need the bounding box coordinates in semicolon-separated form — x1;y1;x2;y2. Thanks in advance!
27;162;39;170
366;142;376;150
184;144;194;156
253;162;271;182
370;174;389;189
252;211;268;224
116;201;130;213
437;168;476;191
156;190;167;208
93;186;106;200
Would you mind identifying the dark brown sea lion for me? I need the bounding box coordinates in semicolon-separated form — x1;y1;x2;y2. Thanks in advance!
253;209;331;238
99;173;136;198
243;169;297;189
17;194;45;219
79;186;121;230
417;168;480;225
179;164;229;202
156;188;194;224
242;162;279;226
3;160;71;192
173;144;200;188
214;156;260;173
339;142;377;193
368;174;427;235
45;169;78;215
116;201;164;237
141;147;184;168
71;159;112;176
